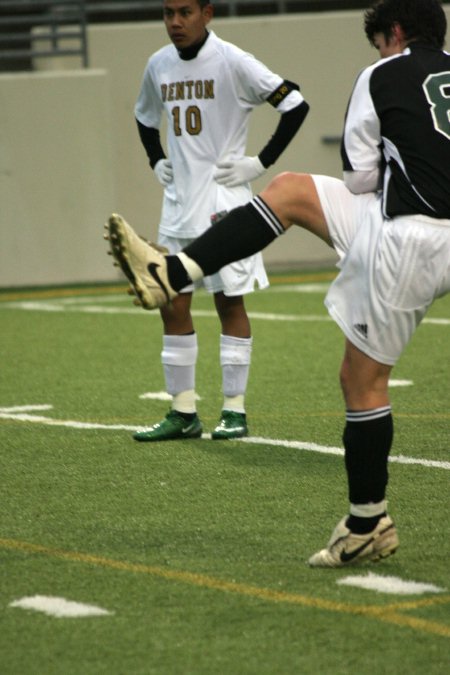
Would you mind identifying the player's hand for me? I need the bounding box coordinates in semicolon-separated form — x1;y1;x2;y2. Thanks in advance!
154;159;174;186
214;156;266;187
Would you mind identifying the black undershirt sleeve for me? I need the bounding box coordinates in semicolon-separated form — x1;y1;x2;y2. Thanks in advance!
258;99;310;168
136;119;166;169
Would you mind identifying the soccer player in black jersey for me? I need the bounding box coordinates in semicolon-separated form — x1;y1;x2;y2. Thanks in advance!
106;0;450;567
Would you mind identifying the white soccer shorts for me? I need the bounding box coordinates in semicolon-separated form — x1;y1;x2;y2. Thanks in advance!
158;233;269;297
312;175;450;365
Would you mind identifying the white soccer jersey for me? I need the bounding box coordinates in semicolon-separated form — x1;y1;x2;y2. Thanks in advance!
135;31;302;237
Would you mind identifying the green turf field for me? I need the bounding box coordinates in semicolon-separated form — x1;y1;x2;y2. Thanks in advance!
1;273;449;674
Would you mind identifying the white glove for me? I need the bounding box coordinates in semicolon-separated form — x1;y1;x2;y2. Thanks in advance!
214;156;266;187
154;158;173;186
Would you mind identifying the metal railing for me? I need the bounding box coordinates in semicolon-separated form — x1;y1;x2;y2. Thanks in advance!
0;0;371;71
214;1;369;16
0;0;88;69
82;1;369;21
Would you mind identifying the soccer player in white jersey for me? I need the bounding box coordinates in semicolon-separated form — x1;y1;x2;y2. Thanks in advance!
106;0;450;565
132;0;309;442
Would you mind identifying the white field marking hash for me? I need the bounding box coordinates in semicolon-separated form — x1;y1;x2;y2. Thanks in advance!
139;391;201;401
139;391;172;401
389;379;413;387
9;595;113;618
337;573;446;595
1;405;449;471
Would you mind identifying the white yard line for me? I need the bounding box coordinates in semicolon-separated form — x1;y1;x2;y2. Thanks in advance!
1;405;449;471
2;297;449;325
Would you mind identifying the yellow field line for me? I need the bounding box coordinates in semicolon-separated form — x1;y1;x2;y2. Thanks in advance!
1;537;449;638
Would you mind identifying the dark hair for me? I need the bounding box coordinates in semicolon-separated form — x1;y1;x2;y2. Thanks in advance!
364;0;447;48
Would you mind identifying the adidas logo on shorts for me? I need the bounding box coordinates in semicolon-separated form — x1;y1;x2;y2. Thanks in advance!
353;323;368;338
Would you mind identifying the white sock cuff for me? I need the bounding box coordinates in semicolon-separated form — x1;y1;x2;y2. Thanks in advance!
350;500;387;518
223;394;245;414
346;407;391;423
177;252;204;283
172;389;197;414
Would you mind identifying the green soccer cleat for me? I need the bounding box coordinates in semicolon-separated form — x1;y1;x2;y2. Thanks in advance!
211;410;248;440
308;515;399;568
133;410;202;442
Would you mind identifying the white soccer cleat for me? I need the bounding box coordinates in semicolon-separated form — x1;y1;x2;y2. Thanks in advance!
105;213;176;310
308;515;399;568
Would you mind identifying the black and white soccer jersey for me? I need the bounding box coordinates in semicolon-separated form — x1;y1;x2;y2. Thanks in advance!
341;42;450;219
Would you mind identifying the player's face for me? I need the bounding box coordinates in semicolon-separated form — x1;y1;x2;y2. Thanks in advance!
372;30;405;59
163;0;212;50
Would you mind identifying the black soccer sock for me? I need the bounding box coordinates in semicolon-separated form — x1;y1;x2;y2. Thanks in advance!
343;407;393;532
346;512;387;534
167;196;285;290
166;255;192;291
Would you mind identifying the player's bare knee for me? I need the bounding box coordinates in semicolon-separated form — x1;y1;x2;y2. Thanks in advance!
263;171;304;196
261;172;307;224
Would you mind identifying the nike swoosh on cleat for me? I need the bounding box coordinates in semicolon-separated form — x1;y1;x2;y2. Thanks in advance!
147;262;170;303
339;523;395;563
340;537;375;563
